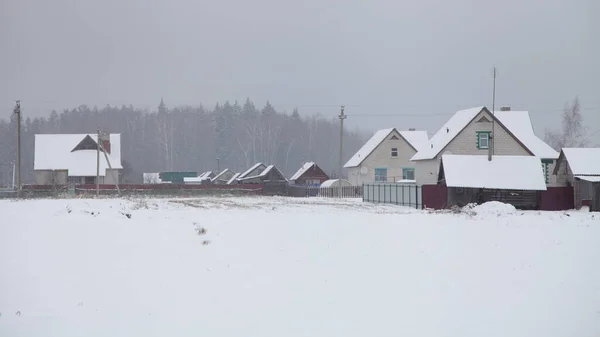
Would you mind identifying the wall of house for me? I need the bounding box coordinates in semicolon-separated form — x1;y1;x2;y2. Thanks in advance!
544;161;559;187
414;109;532;185
555;160;575;187
414;159;440;186
35;170;68;185
104;169;120;184
349;129;418;186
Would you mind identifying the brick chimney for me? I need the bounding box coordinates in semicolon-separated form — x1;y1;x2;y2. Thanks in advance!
500;106;511;111
99;134;111;154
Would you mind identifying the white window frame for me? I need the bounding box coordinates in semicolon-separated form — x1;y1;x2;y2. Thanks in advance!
479;133;490;149
391;148;398;157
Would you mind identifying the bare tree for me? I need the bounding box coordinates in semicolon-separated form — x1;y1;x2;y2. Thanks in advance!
544;97;587;150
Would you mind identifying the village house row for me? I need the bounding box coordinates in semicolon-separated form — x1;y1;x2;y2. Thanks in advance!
31;106;599;209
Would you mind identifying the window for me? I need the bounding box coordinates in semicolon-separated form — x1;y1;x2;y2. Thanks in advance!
476;131;491;149
402;168;415;180
391;148;398;157
542;159;553;184
374;168;387;182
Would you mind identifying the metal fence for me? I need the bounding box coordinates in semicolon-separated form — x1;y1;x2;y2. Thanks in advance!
288;185;362;198
363;183;422;208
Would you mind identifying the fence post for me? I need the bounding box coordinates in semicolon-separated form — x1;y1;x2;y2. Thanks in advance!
414;185;418;209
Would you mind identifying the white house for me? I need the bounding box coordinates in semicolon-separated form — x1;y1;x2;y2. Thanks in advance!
34;133;122;186
343;128;428;186
411;106;558;186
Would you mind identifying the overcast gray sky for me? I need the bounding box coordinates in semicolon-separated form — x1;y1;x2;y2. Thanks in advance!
1;0;598;142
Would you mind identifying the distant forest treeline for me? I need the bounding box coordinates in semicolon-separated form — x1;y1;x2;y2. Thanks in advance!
0;99;367;185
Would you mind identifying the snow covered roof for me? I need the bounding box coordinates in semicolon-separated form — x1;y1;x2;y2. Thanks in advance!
212;169;234;181
575;175;600;182
197;171;214;179
290;162;316;181
493;110;559;159
399;130;429;152
34;134;122;177
441;155;547;191
344;128;428;168
320;179;352;188
239;165;288;181
183;176;209;183
560;148;600;175
239;163;266;179
411;107;558;160
226;173;241;185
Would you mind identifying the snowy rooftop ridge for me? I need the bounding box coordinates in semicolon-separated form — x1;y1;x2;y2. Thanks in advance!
441;154;547;191
560;148;600;175
411;107;558;161
344;128;428;168
226;173;241;185
290;162;315;181
34;133;122;177
239;163;266;179
212;169;234;181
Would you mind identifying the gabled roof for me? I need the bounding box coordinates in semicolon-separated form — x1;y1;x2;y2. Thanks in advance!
441;154;546;191
212;169;235;181
493;110;558;159
198;171;214;179
344;128;428;168
239;163;266;179
411;107;558;161
239;165;288;182
555;148;600;176
34;134;122;176
226;172;241;185
290;162;316;181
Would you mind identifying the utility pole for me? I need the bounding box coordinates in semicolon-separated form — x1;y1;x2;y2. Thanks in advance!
488;67;496;162
96;128;100;196
13;101;21;198
338;105;346;197
217;158;220;173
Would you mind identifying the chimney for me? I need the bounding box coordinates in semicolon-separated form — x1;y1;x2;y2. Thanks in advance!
100;134;111;154
500;106;511;111
408;128;416;131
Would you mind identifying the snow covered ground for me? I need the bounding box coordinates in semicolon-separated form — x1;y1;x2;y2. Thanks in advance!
0;197;599;337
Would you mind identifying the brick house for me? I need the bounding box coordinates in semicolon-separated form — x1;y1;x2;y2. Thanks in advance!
411;106;558;186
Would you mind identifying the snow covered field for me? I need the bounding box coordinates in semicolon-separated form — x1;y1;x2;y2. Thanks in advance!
1;196;599;337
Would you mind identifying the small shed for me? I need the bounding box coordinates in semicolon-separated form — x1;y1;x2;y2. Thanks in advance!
184;171;215;184
553;148;600;211
439;155;547;209
289;162;329;186
237;165;287;184
226;172;241;185
211;169;237;185
238;163;267;180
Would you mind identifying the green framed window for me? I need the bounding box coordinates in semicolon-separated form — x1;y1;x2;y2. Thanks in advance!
542;159;554;184
374;168;387;182
402;168;415;180
476;131;491;149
